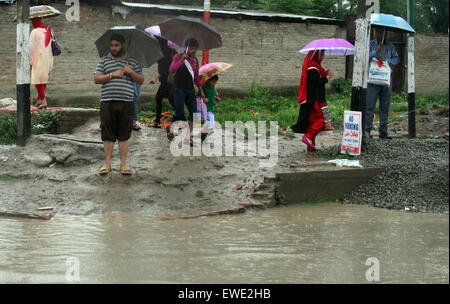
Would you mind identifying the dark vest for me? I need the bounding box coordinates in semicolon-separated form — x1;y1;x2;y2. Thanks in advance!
174;57;198;91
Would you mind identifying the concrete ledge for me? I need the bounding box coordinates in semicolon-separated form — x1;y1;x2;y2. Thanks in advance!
55;108;99;135
276;167;385;204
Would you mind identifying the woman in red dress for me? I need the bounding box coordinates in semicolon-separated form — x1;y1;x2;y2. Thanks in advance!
292;50;333;152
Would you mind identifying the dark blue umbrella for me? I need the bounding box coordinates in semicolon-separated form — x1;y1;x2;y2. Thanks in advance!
370;13;415;34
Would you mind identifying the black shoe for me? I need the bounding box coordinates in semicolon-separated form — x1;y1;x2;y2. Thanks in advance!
379;134;393;139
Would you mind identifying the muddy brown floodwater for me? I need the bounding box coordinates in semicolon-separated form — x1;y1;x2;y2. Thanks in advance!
0;203;448;284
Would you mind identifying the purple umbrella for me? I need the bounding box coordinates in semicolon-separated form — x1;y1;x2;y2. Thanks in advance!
299;38;355;56
145;25;185;50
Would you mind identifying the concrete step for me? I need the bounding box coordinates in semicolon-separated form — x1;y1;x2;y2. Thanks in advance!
276;167;384;204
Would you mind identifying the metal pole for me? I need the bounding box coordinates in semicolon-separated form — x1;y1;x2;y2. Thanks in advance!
351;0;370;144
202;0;211;66
407;0;416;138
16;0;31;147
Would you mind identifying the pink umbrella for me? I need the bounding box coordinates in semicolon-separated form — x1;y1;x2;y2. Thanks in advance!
299;38;355;56
200;62;233;82
145;25;185;50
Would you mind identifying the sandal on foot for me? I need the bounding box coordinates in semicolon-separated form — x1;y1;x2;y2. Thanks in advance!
99;165;111;175
120;165;132;175
148;122;161;128
133;123;141;131
302;135;319;151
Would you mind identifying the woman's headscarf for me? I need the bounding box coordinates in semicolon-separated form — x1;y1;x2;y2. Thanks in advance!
297;50;327;104
31;17;51;47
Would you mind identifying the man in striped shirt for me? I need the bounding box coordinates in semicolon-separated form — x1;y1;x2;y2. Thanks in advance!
94;33;144;175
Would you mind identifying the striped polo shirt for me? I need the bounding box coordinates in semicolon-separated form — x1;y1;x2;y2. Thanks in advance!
95;53;143;102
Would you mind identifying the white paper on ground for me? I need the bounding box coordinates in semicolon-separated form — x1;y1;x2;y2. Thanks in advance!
328;159;363;168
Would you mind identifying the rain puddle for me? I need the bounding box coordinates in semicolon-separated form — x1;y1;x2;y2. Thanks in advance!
0;203;448;283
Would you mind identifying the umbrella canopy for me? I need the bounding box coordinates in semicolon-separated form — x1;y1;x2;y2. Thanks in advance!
370;13;415;34
95;25;163;68
299;38;355;56
200;62;233;82
158;15;222;51
30;5;61;19
145;25;185;50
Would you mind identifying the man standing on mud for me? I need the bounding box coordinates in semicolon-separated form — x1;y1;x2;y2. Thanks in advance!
94;34;144;175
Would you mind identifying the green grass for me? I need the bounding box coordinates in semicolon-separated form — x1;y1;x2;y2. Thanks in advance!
0;173;31;181
135;84;448;131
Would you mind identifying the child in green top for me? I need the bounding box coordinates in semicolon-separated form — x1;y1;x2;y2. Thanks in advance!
201;74;220;141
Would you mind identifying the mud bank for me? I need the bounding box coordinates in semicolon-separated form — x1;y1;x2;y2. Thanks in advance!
0;107;448;218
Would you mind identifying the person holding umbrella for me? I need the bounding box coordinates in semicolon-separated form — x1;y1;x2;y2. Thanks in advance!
365;28;400;140
295;49;333;152
29;17;54;109
148;36;178;128
94;33;144;175
29;5;61;108
168;38;206;144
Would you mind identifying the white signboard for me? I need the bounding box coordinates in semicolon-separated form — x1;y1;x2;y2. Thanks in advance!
341;110;362;156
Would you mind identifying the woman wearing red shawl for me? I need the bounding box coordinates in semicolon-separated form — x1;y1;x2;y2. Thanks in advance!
291;50;333;152
29;17;53;109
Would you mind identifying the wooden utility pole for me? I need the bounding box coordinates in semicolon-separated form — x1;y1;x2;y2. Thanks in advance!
16;0;31;147
407;0;416;138
350;0;370;139
202;0;211;66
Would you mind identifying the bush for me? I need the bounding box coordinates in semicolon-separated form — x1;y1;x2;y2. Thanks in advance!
0;112;18;145
332;78;352;96
32;111;60;135
0;111;60;145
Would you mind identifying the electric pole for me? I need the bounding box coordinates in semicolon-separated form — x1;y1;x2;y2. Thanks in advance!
351;0;370;142
202;0;211;66
16;0;31;147
407;0;416;138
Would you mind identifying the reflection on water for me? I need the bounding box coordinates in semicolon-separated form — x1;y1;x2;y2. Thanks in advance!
0;203;448;283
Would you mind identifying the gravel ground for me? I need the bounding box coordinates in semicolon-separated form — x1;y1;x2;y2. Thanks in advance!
317;138;449;213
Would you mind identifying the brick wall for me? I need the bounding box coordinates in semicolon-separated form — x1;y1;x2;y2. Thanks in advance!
0;3;447;105
414;34;449;95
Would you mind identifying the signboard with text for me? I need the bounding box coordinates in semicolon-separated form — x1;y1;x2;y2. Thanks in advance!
341;110;362;156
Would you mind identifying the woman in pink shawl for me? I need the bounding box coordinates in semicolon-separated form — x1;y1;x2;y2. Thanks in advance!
29;17;53;109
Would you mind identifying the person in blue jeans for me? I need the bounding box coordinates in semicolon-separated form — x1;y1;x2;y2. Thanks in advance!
365;28;399;139
167;38;205;144
132;82;141;130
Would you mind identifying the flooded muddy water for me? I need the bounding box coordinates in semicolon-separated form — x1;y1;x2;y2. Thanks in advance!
0;203;448;284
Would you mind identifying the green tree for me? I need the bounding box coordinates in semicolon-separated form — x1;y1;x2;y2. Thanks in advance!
418;0;449;34
132;0;448;34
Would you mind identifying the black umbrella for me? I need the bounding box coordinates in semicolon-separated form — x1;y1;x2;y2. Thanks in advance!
95;25;163;68
158;15;222;51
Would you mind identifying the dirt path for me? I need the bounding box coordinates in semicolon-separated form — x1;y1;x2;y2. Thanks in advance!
0;106;448;218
